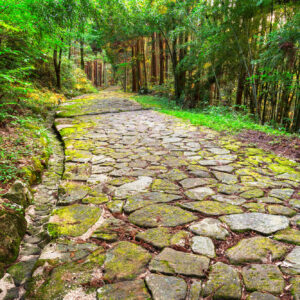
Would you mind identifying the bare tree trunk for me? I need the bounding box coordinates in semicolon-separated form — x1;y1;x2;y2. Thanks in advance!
141;37;148;89
53;46;63;90
159;34;165;85
151;33;157;84
80;40;84;70
132;44;137;92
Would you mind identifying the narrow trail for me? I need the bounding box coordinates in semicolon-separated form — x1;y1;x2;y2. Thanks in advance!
6;89;300;299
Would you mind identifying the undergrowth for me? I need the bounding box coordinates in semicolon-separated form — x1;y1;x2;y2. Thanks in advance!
132;95;295;137
0;62;96;192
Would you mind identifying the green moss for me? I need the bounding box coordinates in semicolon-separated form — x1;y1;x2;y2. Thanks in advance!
268;164;296;174
48;204;102;237
103;241;151;281
274;228;300;245
240;189;264;199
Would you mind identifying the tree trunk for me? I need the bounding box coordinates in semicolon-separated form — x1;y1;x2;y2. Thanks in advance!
151;33;157;84
159;34;164;85
236;67;246;109
132;45;137;92
53;46;62;90
136;39;141;90
80;40;84;70
141;37;148;89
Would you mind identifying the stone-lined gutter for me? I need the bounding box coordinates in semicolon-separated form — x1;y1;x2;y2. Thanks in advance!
0;112;64;300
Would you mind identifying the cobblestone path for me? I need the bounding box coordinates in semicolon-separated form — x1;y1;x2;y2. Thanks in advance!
27;89;300;299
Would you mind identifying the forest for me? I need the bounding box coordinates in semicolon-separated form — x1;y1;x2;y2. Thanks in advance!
1;0;299;133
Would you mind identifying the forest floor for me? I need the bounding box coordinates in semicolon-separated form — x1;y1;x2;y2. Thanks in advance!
2;88;300;299
132;95;300;162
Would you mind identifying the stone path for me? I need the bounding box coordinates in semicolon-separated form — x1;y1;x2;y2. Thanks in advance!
15;89;300;299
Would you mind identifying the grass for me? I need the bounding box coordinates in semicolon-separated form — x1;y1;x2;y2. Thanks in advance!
132;95;294;136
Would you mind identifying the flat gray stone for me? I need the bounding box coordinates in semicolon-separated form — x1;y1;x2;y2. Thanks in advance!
189;218;229;240
180;178;208;189
191;236;215;258
149;248;210;277
202;262;242;299
187;280;202;300
212;194;246;205
269;188;294;200
247;292;279;300
181;201;243;216
226;236;289;264
220;213;289;234
242;264;284;294
185;187;215;200
124;192;181;213
213;171;238;184
282;246;300;274
145;274;187;300
128;204;197;227
114;176;153;198
103;241;151;281
97;279;150;299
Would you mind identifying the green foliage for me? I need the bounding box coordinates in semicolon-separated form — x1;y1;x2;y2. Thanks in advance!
133;94;293;136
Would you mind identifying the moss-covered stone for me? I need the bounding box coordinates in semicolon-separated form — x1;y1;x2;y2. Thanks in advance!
274;228;300;245
92;217;130;242
27;261;99;299
268;164;296;174
202;262;242;299
149;247;209;277
243;203;265;213
58;181;90;205
267;205;296;217
128;204;197;227
97;279;150;300
180;201;243;216
242;264;284;295
7;259;36;286
48;204;102;237
240;189;264;199
151;179;180;193
103;241;151;281
226;236;289;264
0;208;26;263
124;192;181;213
136;227;188;249
290;276;300;300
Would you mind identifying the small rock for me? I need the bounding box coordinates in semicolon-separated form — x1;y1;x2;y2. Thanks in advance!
114;176;153;198
145;274;187;300
226;236;289;264
240;189;264;199
191;236;215;258
181;201;243;216
202;262;242;299
107;200;123;213
213;171;238;184
267;205;296;217
242;264;284;295
189;218;229;240
269;188;294;200
149;248;209;277
187;280;202;300
103;241;151;281
97;280;150;300
128;204;197;227
48;204;102;237
290;276;300;300
7;259;37;286
185;187;215;200
274;228;300;245
247;291;279;300
281;246;300;275
220;213;289;234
